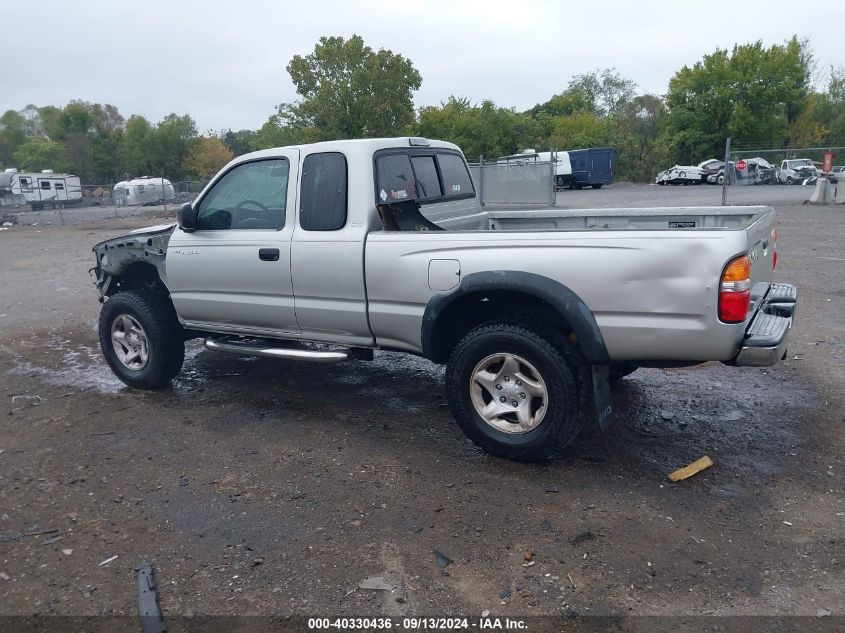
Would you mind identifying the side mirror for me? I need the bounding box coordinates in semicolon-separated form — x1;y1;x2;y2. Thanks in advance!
178;202;197;232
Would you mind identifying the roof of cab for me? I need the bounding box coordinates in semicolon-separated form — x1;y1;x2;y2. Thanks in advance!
237;137;462;162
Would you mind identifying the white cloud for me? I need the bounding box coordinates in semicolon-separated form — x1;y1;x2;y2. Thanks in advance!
1;0;841;130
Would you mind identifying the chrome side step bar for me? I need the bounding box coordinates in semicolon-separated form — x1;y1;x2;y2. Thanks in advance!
204;338;349;363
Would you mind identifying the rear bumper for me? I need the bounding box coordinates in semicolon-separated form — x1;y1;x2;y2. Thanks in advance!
733;283;797;367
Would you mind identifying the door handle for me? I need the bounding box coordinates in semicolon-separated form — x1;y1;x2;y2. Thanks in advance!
259;248;280;262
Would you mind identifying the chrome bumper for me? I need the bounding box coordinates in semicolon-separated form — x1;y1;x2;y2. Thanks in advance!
734;283;797;367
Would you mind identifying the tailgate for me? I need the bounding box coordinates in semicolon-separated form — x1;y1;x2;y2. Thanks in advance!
746;208;777;313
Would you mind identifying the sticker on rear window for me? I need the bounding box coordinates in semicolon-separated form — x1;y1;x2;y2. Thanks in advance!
379;189;387;202
390;189;408;199
447;184;462;192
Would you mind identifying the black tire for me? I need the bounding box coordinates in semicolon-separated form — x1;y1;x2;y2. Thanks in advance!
445;323;586;462
98;289;184;389
591;184;603;189
609;363;639;381
786;177;794;185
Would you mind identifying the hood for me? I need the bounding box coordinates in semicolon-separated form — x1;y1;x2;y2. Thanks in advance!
130;223;176;235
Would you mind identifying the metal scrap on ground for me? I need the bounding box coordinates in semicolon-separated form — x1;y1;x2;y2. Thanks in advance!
668;455;714;482
136;562;166;633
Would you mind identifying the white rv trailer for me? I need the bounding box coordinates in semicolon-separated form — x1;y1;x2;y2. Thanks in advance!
113;177;176;207
1;168;82;209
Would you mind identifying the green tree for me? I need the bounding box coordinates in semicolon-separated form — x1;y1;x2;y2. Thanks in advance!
281;34;422;140
661;36;810;163
13;138;68;172
222;129;259;156
614;95;667;181
415;97;541;159
0;110;28;167
791;67;845;146
145;113;198;180
121;115;154;177
37;105;63;140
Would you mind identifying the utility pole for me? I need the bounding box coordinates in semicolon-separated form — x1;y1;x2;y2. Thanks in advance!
721;137;731;206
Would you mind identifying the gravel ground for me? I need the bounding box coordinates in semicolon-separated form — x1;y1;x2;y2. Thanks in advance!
0;189;843;626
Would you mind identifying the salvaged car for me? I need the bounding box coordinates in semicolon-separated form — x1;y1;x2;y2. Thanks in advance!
777;158;819;184
655;165;705;185
698;159;725;184
730;157;777;185
91;137;797;461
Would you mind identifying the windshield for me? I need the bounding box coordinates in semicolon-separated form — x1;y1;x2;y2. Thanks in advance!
788;159;813;168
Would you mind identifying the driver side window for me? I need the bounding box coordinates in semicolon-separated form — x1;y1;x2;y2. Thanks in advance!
196;158;289;230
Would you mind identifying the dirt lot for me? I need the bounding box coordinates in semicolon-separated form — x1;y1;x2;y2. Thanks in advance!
1;190;843;625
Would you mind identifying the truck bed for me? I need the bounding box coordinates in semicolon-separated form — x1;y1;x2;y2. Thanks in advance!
420;203;768;232
366;204;777;363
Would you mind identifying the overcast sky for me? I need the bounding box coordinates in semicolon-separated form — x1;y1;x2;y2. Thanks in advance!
2;0;842;132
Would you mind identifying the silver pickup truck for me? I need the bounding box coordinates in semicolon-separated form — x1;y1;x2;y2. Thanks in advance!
91;137;797;461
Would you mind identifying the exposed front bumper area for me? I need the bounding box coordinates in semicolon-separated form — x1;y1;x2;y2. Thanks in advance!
734;283;797;367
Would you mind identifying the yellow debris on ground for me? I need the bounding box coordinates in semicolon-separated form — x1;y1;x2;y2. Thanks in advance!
668;455;714;482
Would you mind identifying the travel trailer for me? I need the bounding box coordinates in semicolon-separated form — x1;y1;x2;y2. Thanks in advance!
114;177;176;206
0;169;82;210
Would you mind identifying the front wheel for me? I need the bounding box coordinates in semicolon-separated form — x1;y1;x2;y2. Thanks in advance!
445;323;585;462
98;289;185;389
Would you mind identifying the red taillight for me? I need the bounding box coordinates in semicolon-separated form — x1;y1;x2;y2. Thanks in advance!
719;255;751;323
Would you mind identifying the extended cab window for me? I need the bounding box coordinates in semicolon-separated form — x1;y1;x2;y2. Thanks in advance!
197;159;288;230
375;150;473;203
300;152;347;231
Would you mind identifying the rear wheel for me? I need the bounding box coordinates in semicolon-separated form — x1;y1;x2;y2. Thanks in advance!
98;289;184;389
445;323;585;462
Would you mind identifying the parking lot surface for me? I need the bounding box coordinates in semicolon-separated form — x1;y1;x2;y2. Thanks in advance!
1;187;843;619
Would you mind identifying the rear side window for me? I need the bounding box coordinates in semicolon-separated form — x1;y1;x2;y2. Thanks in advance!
436;153;473;197
300;152;347;231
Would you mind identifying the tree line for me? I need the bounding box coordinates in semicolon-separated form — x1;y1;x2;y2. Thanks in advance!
1;34;842;185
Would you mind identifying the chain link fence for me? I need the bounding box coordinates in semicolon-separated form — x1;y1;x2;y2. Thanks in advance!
77;179;208;213
716;141;844;205
726;146;843;187
172;180;209;203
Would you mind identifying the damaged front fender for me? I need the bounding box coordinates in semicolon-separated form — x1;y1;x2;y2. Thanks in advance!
91;224;176;300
